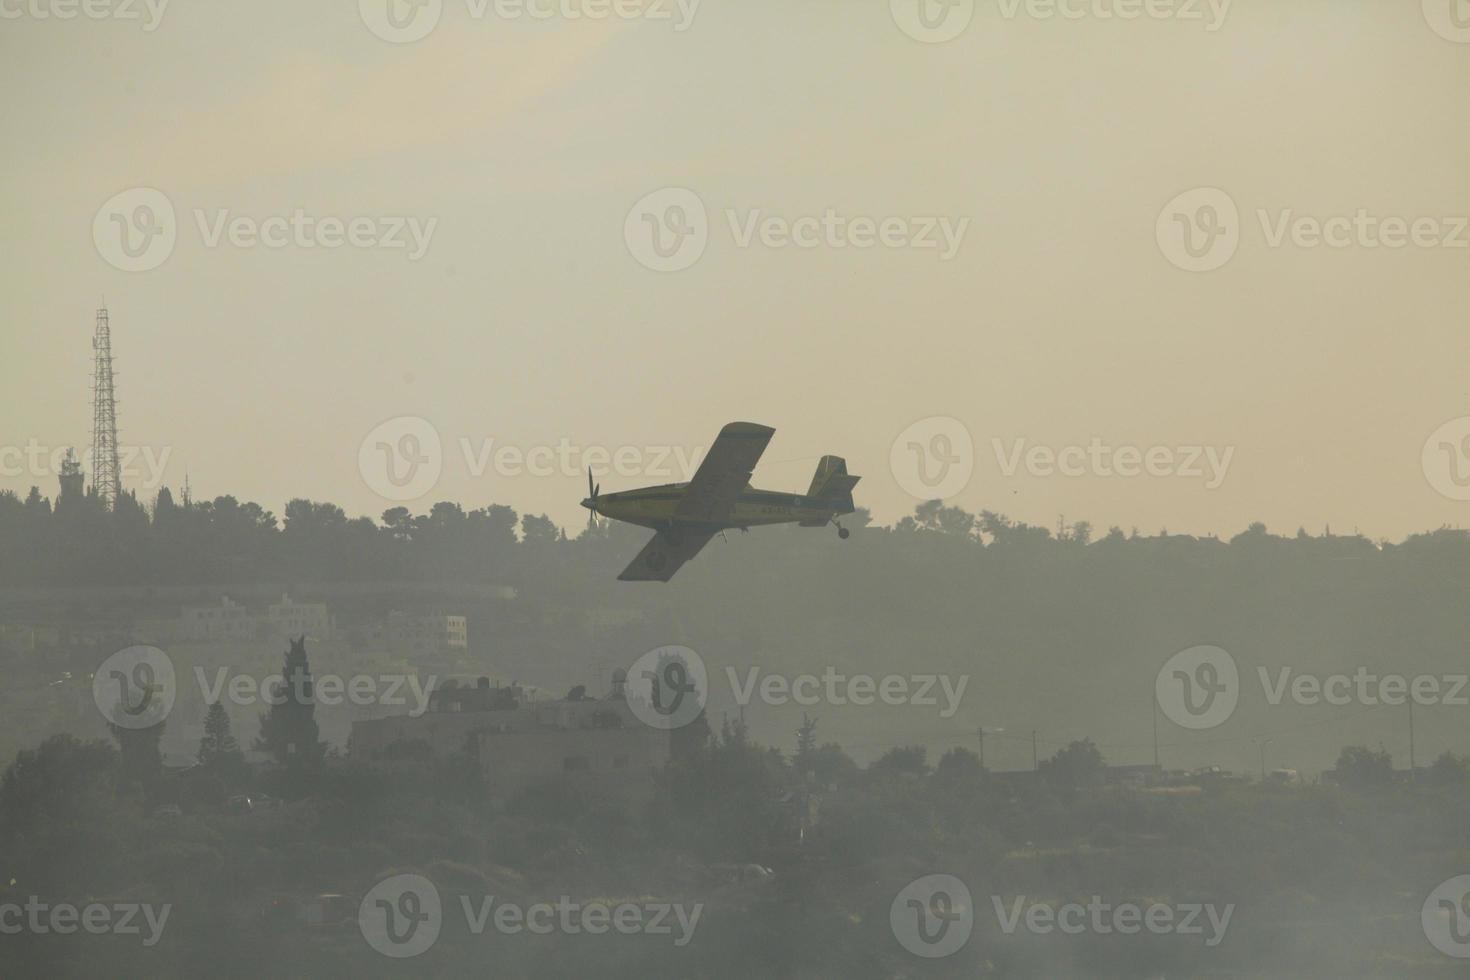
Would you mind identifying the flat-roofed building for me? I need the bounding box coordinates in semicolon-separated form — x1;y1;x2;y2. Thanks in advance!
267;594;333;643
384;611;467;656
350;677;669;805
179;596;256;643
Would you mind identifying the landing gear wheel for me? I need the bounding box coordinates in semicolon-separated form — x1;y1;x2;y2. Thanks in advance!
838;527;850;540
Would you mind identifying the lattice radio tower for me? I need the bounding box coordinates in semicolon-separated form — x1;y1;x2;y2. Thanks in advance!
91;306;122;509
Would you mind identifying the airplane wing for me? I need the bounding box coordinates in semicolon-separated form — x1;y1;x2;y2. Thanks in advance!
618;528;719;582
674;422;776;523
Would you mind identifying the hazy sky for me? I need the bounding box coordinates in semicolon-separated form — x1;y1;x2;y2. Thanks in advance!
4;1;1469;538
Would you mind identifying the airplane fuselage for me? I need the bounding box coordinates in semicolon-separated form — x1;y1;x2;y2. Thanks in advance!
583;422;858;579
587;483;850;531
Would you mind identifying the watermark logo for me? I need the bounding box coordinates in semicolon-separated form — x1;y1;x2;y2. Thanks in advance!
0;0;169;30
359;416;443;502
890;0;974;43
94;189;436;270
891;416;974;500
360;0;698;40
194;668;437;717
1161;189;1469;272
992;437;1233;488
192;209;436;259
1423;0;1470;43
360;874;442;958
1422;417;1470;501
0;898;170;946
891;874;973;958
93;187;177;272
1425;875;1470;958
1259;667;1468;708
625;187;708;272
1257;209;1468;251
93;646;176;729
459;896;702;945
1;440;171;490
359;0;442;42
995;0;1230;30
458;437;704;481
625;645;707;730
360;424;707;500
1156;644;1237;730
726;667;968;718
625;188;969;271
726;208;968;258
1157;187;1239;273
993;895;1233;946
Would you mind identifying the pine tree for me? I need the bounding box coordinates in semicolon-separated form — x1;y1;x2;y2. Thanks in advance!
796;714;818;758
254;636;325;768
198;700;244;780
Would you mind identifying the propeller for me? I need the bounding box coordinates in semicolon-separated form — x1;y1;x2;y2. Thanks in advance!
584;469;602;530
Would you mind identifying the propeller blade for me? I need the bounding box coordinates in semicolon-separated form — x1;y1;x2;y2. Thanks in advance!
587;469;595;498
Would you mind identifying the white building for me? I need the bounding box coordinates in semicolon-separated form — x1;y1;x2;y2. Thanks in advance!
350;679;668;806
267;594;333;642
384;611;467;656
179;597;256;643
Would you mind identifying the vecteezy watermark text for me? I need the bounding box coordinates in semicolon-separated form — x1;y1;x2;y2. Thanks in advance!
992;437;1234;489
992;895;1233;947
1157;644;1470;732
890;875;1235;958
624;188;969;272
887;419;1233;500
890;0;1230;44
725;667;968;719
193;668;437;717
358;874;702;958
357;415;708;503
0;440;171;489
458;437;704;481
1158;187;1470;273
1259;667;1469;708
93;188;437;272
0;0;168;30
358;0;699;44
0;898;170;946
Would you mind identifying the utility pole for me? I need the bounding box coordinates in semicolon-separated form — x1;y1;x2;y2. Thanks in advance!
1032;730;1038;771
1152;692;1160;772
977;726;1004;770
1408;697;1416;779
1258;738;1272;784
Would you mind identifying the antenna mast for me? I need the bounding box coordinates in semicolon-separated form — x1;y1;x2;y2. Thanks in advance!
91;306;122;508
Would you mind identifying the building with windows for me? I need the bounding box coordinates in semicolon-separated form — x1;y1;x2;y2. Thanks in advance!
384;611;467;656
178;597;256;642
267;594;333;642
349;675;669;804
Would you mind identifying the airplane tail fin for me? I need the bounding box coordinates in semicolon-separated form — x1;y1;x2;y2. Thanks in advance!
804;455;860;515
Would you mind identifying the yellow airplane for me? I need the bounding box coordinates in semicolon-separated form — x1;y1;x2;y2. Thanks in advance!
582;422;860;581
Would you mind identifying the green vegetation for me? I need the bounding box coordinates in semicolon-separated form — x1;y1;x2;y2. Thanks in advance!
0;719;1465;978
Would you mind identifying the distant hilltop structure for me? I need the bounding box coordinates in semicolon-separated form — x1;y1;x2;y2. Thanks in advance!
58;448;84;503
